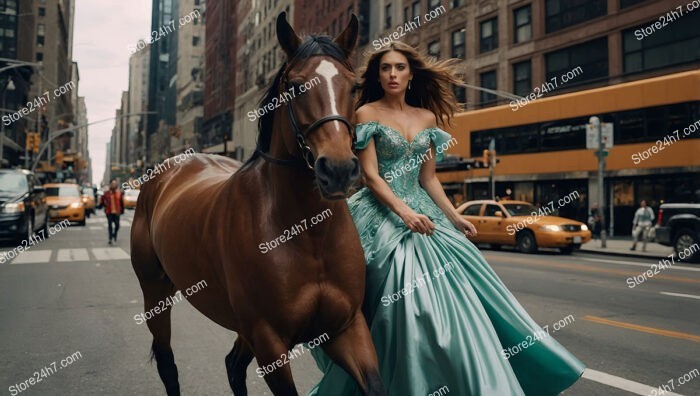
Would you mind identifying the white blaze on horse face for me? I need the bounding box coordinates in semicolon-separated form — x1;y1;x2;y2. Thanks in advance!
315;60;341;129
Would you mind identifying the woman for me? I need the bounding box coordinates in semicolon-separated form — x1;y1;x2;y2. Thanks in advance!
310;42;585;395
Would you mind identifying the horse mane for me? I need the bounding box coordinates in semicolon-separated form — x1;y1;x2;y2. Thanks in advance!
239;35;353;172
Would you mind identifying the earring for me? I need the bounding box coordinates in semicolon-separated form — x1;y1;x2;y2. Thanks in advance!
409;80;412;90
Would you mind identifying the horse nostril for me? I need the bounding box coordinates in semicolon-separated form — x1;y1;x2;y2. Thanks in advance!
350;157;360;180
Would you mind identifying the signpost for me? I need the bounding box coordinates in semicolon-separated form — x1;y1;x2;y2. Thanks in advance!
588;117;614;248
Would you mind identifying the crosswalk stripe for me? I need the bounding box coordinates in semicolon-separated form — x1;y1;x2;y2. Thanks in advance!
92;247;130;261
8;250;52;264
582;369;683;396
89;226;103;230
57;248;89;262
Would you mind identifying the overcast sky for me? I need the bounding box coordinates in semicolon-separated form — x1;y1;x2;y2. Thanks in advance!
73;1;151;186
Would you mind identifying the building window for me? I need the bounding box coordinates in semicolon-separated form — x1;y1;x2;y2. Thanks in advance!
480;17;498;53
192;36;200;46
451;29;465;59
36;35;44;46
38;7;46;16
622;11;700;74
451;0;465;8
513;60;531;97
545;0;606;33
36;52;43;61
513;5;532;44
453;85;466;103
404;6;410;22
428;40;440;58
412;1;420;19
37;24;45;36
545;37;608;85
479;70;497;105
385;3;392;29
620;0;647;8
429;0;441;9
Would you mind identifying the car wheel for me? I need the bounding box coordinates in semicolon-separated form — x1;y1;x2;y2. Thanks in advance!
560;245;574;255
517;230;537;254
78;217;86;226
22;217;33;243
491;244;502;251
674;228;699;263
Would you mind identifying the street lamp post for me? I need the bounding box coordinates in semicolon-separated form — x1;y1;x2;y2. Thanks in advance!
0;78;16;167
590;116;607;248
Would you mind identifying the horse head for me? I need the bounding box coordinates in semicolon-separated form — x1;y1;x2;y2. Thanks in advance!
274;12;360;200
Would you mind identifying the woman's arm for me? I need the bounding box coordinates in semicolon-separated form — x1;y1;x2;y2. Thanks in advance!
358;139;435;235
419;144;477;237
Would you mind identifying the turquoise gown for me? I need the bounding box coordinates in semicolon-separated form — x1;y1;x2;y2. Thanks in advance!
309;121;585;395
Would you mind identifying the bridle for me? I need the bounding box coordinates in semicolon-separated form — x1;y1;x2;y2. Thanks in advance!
257;59;356;171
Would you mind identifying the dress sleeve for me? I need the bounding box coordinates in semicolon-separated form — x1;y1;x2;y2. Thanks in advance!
428;128;454;162
355;121;378;150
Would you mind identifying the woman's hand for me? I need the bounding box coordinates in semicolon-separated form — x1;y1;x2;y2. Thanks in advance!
451;217;477;238
399;209;436;235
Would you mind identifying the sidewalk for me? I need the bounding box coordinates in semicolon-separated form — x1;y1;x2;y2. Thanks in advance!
580;236;674;260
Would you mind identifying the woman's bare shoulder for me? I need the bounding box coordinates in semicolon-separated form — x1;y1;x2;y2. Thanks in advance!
356;103;380;124
415;107;438;128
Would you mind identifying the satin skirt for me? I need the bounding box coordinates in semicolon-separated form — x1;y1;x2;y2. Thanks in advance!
309;195;585;395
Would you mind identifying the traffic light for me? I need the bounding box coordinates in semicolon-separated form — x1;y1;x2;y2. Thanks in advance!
32;133;41;153
26;132;34;150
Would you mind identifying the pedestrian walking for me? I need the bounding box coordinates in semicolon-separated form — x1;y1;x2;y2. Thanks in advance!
631;200;654;251
309;41;584;396
588;204;601;239
100;179;124;245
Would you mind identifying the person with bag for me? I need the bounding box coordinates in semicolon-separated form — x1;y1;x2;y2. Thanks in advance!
631;200;654;251
100;179;125;245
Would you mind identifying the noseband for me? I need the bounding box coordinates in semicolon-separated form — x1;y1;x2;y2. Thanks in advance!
257;62;356;171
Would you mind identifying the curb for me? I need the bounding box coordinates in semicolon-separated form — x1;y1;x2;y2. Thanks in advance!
577;248;670;261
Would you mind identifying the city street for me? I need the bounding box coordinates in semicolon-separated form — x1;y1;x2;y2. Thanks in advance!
1;210;698;395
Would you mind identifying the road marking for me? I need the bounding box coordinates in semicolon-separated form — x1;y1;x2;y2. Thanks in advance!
582;368;683;396
660;291;700;300
486;255;700;284
92;247;130;261
56;248;89;262
8;250;52;264
583;315;700;343
581;257;700;272
89;226;103;230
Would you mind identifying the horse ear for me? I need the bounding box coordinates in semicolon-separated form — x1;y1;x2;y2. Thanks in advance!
277;12;301;59
334;14;358;57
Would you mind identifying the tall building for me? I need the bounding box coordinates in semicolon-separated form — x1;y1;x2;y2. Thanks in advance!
147;0;180;164
174;0;205;154
74;96;90;184
231;0;292;161
201;0;237;156
127;41;150;168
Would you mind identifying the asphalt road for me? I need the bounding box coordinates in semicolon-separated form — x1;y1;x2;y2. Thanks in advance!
1;210;698;395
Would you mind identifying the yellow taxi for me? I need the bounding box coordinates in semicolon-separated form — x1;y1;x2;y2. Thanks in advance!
456;200;591;254
45;183;86;226
81;187;96;217
123;189;140;210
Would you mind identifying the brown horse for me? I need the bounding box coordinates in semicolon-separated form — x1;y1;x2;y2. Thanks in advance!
131;12;385;396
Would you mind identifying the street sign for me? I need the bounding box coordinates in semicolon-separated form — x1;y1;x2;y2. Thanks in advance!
586;123;613;149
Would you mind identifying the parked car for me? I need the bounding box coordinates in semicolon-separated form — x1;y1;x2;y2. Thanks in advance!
0;169;49;242
654;203;700;262
81;187;96;217
456;200;591;254
44;183;86;226
123;189;139;210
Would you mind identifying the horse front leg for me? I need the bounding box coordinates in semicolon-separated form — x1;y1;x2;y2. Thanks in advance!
321;312;386;396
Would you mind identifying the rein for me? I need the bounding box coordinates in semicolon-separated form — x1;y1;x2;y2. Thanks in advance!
256;59;356;171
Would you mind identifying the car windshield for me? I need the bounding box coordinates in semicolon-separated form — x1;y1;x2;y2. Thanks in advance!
0;173;28;194
125;190;140;198
46;186;80;197
82;188;94;197
503;203;538;216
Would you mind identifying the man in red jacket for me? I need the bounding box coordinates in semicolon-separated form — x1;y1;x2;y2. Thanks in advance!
100;179;124;245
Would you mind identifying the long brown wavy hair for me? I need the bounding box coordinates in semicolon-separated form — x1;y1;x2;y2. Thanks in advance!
355;41;462;127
